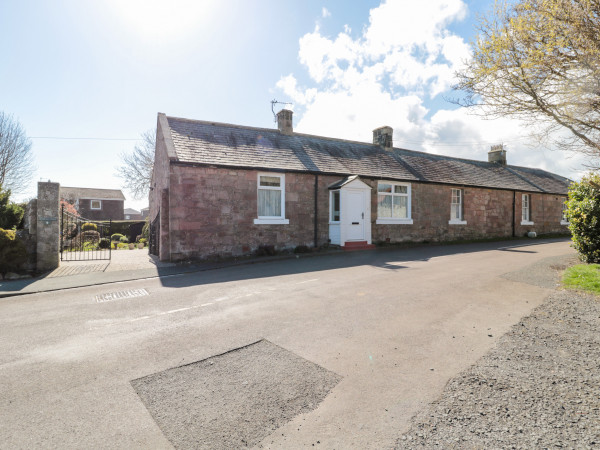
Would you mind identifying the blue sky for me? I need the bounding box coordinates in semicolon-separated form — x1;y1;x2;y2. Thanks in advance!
1;0;586;211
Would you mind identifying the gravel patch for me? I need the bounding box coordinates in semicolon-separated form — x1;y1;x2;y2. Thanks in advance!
131;339;341;450
501;253;579;289
398;289;600;449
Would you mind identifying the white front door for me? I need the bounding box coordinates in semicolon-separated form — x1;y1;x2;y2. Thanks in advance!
346;190;365;241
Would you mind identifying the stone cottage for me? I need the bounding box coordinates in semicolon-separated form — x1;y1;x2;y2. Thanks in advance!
149;111;570;261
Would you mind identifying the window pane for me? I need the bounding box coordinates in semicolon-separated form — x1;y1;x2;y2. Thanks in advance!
258;189;281;217
378;183;392;193
394;185;407;194
378;194;392;218
451;204;460;220
393;196;407;218
259;176;281;187
332;191;340;221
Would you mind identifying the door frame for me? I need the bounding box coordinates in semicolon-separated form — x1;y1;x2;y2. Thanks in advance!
329;176;372;246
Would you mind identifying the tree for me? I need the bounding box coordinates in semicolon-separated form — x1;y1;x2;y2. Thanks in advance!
566;172;600;262
454;0;600;159
0;112;34;194
0;188;25;230
117;129;155;200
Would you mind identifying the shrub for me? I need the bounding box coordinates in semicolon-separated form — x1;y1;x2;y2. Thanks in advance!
141;220;150;240
98;238;110;249
566;173;600;263
0;228;27;274
139;238;147;245
119;236;129;243
117;242;129;249
111;233;125;242
0;189;24;230
82;222;97;232
82;230;100;242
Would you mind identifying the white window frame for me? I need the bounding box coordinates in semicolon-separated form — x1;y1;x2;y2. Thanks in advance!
560;197;569;225
449;188;467;225
253;173;289;225
376;181;413;225
90;200;102;210
329;190;340;224
521;194;534;225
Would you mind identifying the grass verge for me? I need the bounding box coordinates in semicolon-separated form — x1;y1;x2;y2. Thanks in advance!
563;264;600;295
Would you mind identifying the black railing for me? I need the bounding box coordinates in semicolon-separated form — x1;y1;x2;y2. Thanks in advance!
60;206;111;261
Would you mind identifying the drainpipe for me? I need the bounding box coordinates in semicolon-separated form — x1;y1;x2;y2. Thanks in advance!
512;191;516;237
314;175;318;248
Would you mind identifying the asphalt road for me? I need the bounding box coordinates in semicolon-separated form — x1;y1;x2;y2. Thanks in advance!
0;239;574;449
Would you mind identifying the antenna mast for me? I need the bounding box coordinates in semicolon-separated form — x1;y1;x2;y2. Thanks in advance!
271;99;292;122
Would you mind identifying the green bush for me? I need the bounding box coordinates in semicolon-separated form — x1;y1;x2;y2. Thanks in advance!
141;220;150;240
566;173;600;263
98;238;110;249
139;238;148;245
0;189;24;230
119;236;129;243
111;233;125;242
0;228;27;274
117;242;129;249
82;222;97;232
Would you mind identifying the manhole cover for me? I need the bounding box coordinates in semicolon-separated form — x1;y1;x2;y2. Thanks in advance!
95;288;148;303
131;339;341;449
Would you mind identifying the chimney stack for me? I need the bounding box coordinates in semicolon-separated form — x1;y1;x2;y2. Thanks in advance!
277;109;293;135
488;144;507;165
373;126;393;150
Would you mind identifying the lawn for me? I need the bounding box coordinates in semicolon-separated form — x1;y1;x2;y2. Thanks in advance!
563;264;600;295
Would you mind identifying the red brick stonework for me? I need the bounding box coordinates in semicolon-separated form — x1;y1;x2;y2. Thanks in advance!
155;166;568;261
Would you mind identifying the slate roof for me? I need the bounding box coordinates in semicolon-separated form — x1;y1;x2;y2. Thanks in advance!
164;115;571;195
60;187;126;201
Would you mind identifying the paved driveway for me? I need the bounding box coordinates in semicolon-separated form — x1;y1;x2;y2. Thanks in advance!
0;240;574;449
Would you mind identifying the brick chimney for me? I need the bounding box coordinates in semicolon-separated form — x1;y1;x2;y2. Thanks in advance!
488;144;507;165
277;109;293;135
373;126;393;150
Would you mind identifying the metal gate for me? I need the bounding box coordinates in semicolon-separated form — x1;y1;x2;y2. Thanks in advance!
60;206;111;261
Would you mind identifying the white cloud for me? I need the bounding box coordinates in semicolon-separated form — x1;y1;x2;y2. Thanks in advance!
322;7;331;18
276;0;586;180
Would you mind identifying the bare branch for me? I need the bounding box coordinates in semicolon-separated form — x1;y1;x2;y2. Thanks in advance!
116;129;155;200
0;112;35;195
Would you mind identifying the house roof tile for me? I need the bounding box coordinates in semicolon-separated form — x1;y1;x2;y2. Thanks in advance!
60;187;126;201
165;116;571;195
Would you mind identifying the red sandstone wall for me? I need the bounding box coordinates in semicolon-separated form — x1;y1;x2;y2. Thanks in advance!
162;166;569;260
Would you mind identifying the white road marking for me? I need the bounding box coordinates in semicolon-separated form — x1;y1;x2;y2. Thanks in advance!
213;297;229;302
200;302;214;307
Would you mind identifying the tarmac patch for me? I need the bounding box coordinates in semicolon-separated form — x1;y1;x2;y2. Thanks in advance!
131;339;341;449
95;288;148;303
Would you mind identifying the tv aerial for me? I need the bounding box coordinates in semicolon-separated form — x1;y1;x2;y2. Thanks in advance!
270;99;292;122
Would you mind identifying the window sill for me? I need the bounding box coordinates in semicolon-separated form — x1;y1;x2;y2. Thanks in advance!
376;218;413;225
329;221;340;225
254;218;289;225
520;220;534;226
448;220;467;225
560;220;569;226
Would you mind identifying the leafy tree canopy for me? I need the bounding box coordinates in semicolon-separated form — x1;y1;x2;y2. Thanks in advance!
455;0;600;161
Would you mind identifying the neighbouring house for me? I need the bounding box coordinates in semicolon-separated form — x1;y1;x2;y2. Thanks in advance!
60;186;125;221
124;208;143;220
149;110;571;262
140;207;149;219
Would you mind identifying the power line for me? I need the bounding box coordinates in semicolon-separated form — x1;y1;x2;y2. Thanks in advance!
30;136;139;141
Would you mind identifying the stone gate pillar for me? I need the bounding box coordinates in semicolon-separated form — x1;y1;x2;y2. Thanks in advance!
36;181;60;272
